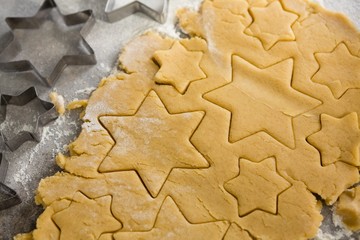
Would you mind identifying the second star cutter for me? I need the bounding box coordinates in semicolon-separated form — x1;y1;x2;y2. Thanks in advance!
0;0;97;87
0;136;21;211
0;87;58;151
105;0;169;23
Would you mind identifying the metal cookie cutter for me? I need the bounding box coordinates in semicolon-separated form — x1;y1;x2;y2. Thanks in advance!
0;134;21;211
0;87;58;151
0;0;97;87
105;0;169;23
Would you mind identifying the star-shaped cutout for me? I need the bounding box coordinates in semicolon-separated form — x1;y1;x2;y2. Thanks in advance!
153;41;206;94
307;112;360;167
99;91;208;197
245;1;298;50
312;43;360;99
204;56;319;148
224;158;291;217
105;0;168;23
114;197;229;239
0;0;96;86
52;192;122;240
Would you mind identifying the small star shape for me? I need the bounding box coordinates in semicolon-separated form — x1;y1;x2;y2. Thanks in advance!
99;91;208;197
307;112;360;167
52;192;122;240
312;43;360;98
154;41;206;94
204;56;319;148
245;1;298;50
114;197;229;239
225;158;291;216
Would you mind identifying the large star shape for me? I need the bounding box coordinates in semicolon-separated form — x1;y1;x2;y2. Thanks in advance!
52;192;122;240
153;41;206;94
245;1;298;50
105;0;168;23
99;91;209;197
204;56;319;148
224;158;291;217
307;112;360;167
113;197;229;239
312;43;360;99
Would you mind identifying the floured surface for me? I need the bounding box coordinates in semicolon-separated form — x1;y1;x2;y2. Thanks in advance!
15;0;360;239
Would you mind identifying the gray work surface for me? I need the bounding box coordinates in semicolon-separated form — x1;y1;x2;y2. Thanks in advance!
0;0;359;239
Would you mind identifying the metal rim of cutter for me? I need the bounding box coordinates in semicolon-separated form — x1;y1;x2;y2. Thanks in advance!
0;87;58;151
0;153;21;211
0;0;97;87
105;0;169;23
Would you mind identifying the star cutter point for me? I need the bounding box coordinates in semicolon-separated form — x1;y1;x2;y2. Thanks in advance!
0;87;58;151
105;0;169;23
0;136;21;211
0;0;97;87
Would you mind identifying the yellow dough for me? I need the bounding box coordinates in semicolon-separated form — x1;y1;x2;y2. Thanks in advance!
225;158;291;216
15;0;360;239
154;41;207;94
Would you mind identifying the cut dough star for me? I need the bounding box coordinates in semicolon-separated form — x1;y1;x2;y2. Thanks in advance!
99;91;208;197
307;112;360;167
52;192;121;240
245;1;298;50
312;43;360;98
113;197;229;239
154;41;206;94
225;158;291;216
204;56;319;148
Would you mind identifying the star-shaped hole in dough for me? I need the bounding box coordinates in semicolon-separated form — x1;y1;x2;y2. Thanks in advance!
52;192;122;240
224;158;291;217
153;41;207;94
98;91;209;197
113;197;229;239
307;112;360;167
204;56;319;148
312;43;360;99
245;1;298;50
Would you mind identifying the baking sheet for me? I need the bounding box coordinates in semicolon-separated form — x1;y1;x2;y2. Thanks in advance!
0;0;359;239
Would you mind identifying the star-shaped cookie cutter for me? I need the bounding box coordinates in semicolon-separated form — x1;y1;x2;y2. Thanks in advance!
0;134;21;211
0;0;97;87
0;87;58;151
105;0;169;23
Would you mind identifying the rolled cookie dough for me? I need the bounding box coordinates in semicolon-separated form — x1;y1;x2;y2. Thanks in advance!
16;0;360;239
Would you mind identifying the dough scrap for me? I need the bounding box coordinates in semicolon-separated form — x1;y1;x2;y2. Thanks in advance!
16;0;360;239
335;186;360;231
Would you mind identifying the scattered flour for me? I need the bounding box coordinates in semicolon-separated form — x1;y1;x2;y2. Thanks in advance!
156;0;203;38
75;87;97;95
11;114;79;190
